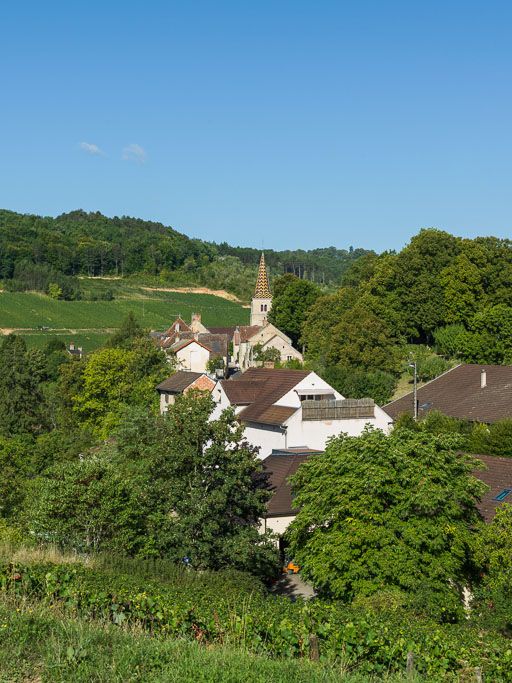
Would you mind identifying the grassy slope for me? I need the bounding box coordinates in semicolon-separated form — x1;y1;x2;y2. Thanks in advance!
0;595;394;683
0;280;249;351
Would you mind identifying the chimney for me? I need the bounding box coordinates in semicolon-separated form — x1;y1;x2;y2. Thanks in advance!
192;312;201;323
481;368;487;389
69;341;75;351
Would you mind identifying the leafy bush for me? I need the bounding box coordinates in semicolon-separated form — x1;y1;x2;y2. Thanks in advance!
2;558;512;680
319;365;397;405
433;324;468;358
405;345;451;382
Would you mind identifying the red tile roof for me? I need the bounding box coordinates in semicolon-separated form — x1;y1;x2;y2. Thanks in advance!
385;364;512;423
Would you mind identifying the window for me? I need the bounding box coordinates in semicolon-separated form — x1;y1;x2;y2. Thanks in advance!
494;489;512;502
260;304;264;312
287;355;292;361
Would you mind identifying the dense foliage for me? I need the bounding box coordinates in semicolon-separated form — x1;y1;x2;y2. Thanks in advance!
297;230;512;403
287;428;486;619
3;555;512;680
394;410;512;457
26;394;278;577
0;209;368;300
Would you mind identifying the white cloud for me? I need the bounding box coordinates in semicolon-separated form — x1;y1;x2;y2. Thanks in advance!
79;142;104;156
122;143;147;163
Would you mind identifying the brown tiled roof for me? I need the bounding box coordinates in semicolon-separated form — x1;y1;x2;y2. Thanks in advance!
263;450;322;516
156;371;204;393
225;368;310;425
220;368;310;425
208;326;237;337
385;364;512;423
473;454;512;522
197;333;229;358
241;404;297;426
222;380;267;405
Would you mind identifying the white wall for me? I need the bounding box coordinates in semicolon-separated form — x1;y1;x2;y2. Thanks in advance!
276;372;342;408
261;335;303;363
260;515;296;536
244;422;287;456
159;391;176;414
282;405;392;451
176;343;210;373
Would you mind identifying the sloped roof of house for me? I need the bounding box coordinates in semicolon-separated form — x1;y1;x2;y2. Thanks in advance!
156;371;204;393
222;380;267;405
385;364;512;423
208;326;237;337
263;449;323;516
221;368;310;426
238;325;263;342
263;449;512;522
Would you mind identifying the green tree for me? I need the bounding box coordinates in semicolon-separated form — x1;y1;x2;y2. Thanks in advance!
47;282;63;299
116;396;279;577
287;428;486;619
70;342;168;437
0;335;48;436
267;274;321;346
106;311;145;348
469;419;512;457
328;304;404;374
301;288;359;360
433;325;468;359
318;365;397;405
252;343;281;365
28;455;144;554
474;504;512;630
440;252;484;325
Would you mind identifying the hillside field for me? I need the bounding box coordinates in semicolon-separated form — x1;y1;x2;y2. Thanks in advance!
0;280;249;351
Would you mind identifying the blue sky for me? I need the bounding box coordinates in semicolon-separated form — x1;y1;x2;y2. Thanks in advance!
1;1;511;252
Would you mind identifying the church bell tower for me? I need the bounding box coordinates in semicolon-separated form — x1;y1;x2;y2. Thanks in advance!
250;253;272;326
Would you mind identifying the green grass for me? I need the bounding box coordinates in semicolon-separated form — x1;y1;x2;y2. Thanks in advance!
21;331;111;352
0;291;248;329
0;594;408;683
0;284;249;352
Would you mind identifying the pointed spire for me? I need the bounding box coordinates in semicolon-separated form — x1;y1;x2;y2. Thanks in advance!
254;253;271;298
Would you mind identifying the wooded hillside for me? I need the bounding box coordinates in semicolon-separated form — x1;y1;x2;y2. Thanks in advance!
0;209;369;300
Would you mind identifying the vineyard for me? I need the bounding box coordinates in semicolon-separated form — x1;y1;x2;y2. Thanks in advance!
0;282;249;351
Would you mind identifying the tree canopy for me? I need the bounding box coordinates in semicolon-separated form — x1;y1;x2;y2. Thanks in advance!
287;428;486;619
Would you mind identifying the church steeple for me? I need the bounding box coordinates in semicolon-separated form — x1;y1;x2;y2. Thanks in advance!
251;253;272;326
254;253;271;298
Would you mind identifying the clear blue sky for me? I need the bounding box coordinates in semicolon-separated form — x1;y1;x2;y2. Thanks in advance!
1;1;511;252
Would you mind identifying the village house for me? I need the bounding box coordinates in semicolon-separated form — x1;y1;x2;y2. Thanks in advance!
384;364;512;423
151;317;229;374
212;367;393;455
156;370;216;413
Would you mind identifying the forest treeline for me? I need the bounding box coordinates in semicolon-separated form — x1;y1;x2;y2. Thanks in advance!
0;209;368;300
269;228;512;403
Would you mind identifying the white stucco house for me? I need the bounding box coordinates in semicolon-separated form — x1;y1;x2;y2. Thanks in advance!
212;368;393;456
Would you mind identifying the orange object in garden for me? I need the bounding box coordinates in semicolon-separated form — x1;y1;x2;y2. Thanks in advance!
284;560;300;574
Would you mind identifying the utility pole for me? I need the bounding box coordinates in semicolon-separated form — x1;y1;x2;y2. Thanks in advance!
408;361;418;420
